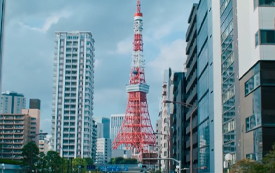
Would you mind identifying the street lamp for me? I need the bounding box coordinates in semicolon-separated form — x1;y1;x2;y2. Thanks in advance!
163;100;198;173
224;153;232;173
1;163;4;173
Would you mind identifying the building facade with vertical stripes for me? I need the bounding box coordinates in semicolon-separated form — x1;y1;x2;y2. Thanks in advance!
51;31;95;158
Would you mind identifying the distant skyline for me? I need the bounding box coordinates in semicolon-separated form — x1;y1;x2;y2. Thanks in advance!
2;0;196;133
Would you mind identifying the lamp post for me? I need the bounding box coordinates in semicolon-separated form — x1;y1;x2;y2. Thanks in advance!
28;132;48;173
164;100;198;173
224;153;232;173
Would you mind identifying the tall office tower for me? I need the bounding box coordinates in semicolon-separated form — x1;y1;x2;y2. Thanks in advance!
168;72;186;171
159;68;172;172
231;0;275;163
51;31;95;158
0;91;26;114
96;138;111;164
94;117;110;138
0;113;30;160
0;0;5;94
186;1;222;172
110;114;124;149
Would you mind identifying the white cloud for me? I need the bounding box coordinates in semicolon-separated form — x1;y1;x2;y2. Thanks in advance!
150;16;184;40
111;38;133;55
18;9;72;32
147;39;186;77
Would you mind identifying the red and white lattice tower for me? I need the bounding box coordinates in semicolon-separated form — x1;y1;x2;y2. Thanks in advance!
112;0;156;154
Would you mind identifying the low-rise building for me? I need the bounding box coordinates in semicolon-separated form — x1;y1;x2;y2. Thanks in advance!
96;138;111;164
0;113;30;160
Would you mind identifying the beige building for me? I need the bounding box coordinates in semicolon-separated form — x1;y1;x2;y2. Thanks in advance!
0;113;30;160
22;109;40;145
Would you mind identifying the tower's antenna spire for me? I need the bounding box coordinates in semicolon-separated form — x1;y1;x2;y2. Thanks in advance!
137;0;141;13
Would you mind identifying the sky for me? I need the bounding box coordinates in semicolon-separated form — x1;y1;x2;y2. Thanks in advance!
2;0;196;134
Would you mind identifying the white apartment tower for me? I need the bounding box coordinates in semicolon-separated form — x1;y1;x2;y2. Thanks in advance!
51;31;95;158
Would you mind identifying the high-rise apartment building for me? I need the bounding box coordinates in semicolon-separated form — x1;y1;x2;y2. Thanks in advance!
51;31;95;158
94;117;110;138
0;113;30;160
0;0;5;94
0;91;26;114
96;138;111;164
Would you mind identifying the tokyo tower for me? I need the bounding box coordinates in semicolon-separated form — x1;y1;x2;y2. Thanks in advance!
112;0;156;154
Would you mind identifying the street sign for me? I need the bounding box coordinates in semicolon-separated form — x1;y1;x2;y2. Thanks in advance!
87;165;96;170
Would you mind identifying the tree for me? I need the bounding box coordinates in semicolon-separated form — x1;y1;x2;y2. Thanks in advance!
21;141;39;173
84;157;94;165
44;151;63;173
230;143;275;173
36;152;48;173
72;158;87;173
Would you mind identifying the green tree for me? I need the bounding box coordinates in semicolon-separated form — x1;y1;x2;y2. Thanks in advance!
21;141;39;173
84;157;94;165
36;152;48;173
44;151;63;173
72;158;87;173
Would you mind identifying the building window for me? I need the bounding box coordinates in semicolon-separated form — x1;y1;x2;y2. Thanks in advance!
260;30;275;44
258;0;275;7
255;31;259;47
245;72;260;96
246;114;261;132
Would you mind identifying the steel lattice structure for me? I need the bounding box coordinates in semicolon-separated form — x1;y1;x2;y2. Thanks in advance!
112;0;156;153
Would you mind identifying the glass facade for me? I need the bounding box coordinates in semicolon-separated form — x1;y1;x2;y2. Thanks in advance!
196;0;212;172
220;0;236;162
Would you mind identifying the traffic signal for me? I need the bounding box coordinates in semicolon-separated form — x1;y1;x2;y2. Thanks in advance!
78;165;84;169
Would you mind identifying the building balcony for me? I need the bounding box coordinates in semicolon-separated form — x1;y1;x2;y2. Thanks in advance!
186;54;197;79
186;85;197;105
186;69;197;92
186;28;197;54
186;38;197;55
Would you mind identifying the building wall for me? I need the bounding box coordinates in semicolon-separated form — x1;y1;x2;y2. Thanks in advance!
160;68;172;172
92;119;97;161
169;72;186;171
51;31;95;158
0;113;30;160
96;138;111;164
110;114;124;150
0;92;26;114
22;109;40;146
94;117;110;138
185;4;198;172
